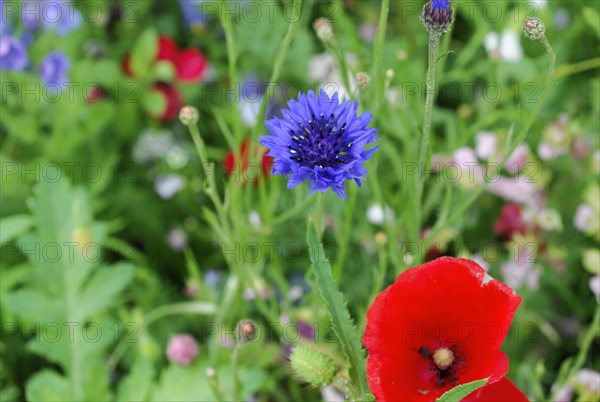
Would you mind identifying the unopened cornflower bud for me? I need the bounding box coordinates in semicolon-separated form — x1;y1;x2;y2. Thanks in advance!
313;18;333;42
72;227;93;248
356;72;370;88
523;17;546;40
236;319;257;342
290;346;336;388
421;0;453;34
179;105;199;126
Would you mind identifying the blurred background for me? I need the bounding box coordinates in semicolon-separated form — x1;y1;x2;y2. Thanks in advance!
1;0;599;401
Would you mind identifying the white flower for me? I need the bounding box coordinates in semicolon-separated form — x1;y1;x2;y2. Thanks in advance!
133;129;175;164
590;275;600;303
574;204;595;232
154;174;185;199
249;210;261;228
536;208;563;232
166;227;188;252
366;203;394;225
501;249;542;290
475;132;498;160
484;30;523;63
529;0;547;10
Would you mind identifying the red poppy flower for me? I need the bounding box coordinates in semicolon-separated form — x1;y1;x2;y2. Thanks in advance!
152;83;183;121
224;139;273;184
156;36;178;63
363;257;521;402
175;48;208;82
494;203;527;240
464;378;529;401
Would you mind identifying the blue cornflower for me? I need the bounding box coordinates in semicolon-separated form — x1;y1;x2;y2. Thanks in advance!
259;89;378;198
178;0;209;34
432;0;449;11
39;51;70;91
0;36;29;71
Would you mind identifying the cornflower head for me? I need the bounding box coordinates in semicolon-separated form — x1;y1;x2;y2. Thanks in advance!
422;0;453;34
259;89;378;198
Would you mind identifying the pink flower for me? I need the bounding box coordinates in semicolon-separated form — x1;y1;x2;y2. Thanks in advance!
505;143;530;172
166;334;199;365
487;177;542;207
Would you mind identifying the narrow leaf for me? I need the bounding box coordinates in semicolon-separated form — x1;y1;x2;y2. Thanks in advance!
436;378;489;401
306;220;369;399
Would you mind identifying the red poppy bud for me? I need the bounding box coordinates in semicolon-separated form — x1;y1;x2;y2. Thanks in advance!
175;48;208;82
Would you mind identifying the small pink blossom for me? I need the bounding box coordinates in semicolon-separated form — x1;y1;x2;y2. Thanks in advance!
166;334;199;365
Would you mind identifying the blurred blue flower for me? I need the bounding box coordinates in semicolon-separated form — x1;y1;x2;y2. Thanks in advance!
21;0;82;35
39;51;70;89
1;0;12;35
259;89;378;198
0;36;29;71
178;0;209;33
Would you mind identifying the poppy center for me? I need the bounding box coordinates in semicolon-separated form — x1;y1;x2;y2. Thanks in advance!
419;345;462;387
433;347;454;370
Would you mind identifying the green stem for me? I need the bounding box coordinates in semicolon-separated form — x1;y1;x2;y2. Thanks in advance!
218;0;242;144
231;344;242;401
370;0;390;114
413;32;441;243
423;32;557;251
251;0;303;141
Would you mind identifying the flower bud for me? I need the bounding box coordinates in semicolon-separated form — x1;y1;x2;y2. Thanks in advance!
235;319;257;342
421;0;453;34
523;17;546;40
290;346;336;388
313;18;333;42
179;105;199;126
356;72;370;88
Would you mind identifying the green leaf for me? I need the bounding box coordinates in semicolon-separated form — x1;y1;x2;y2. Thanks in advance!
151;361;216;401
116;359;155;401
435;378;489;401
0;215;32;244
143;89;166;118
306;220;368;399
131;29;158;78
25;370;72;401
76;263;136;321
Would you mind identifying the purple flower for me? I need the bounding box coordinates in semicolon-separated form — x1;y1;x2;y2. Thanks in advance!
42;0;83;35
21;0;82;35
39;51;70;89
166;334;199;365
260;89;378;198
178;0;209;33
0;36;28;71
1;0;12;36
